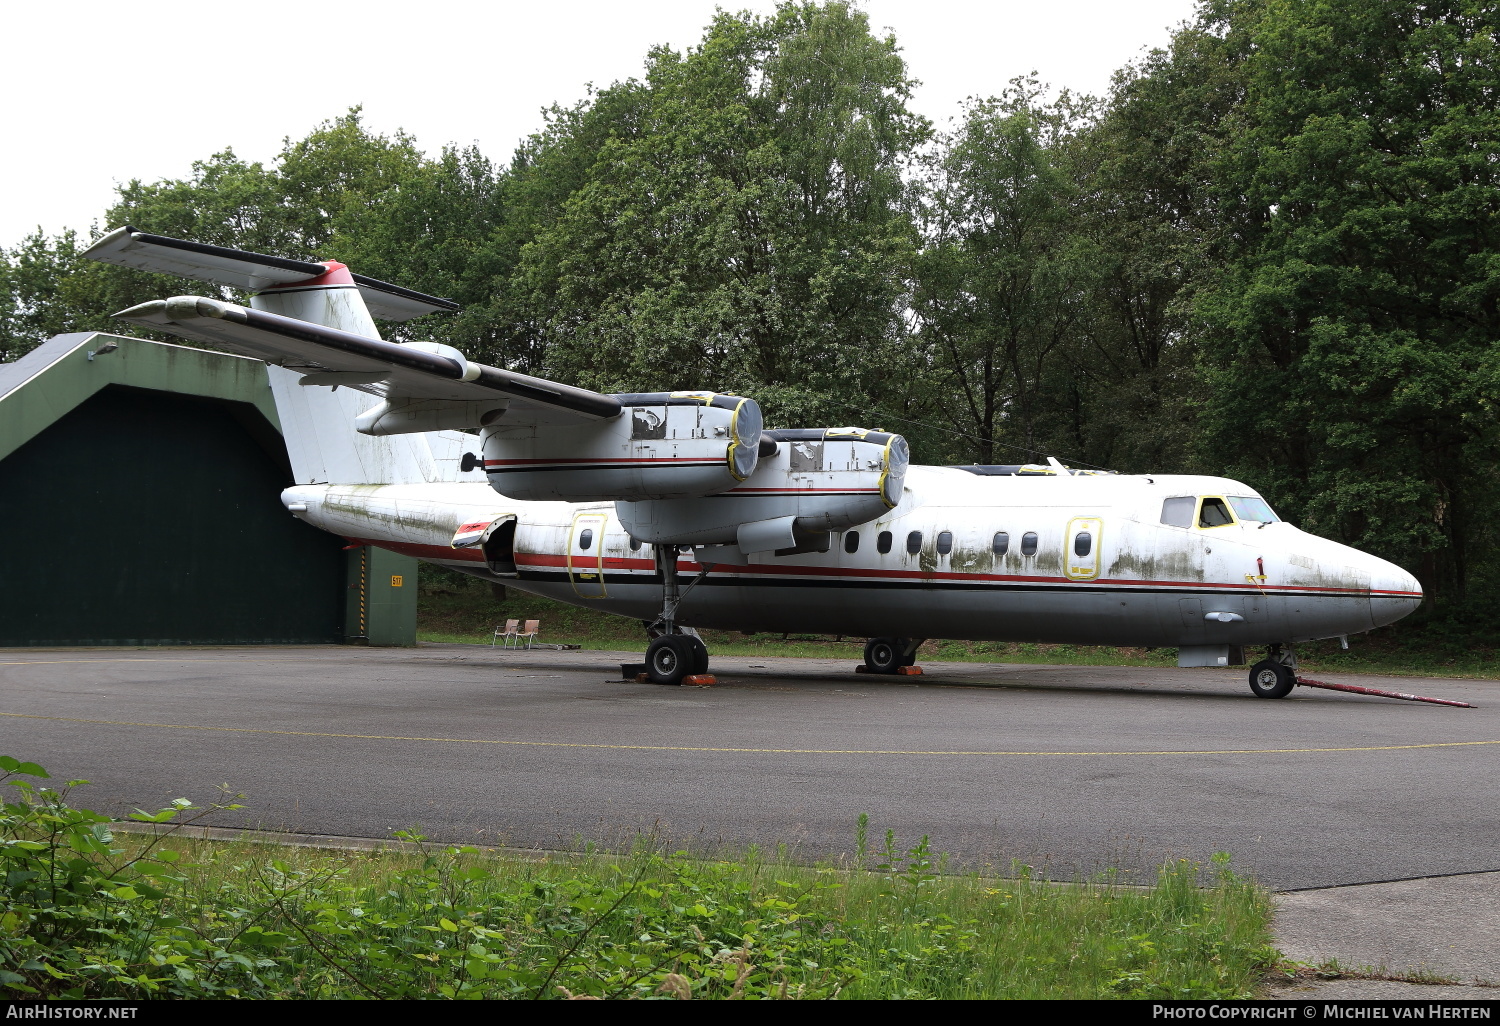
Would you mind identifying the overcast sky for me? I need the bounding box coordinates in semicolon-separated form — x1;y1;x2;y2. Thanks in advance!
1;0;1199;247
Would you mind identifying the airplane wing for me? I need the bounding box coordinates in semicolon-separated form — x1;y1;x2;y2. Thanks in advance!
114;296;620;421
83;225;460;321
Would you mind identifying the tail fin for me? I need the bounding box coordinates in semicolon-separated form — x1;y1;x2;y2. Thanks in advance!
267;366;470;486
84;227;470;486
251;261;466;485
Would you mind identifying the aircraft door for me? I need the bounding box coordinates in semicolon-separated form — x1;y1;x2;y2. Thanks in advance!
1064;517;1103;581
567;511;609;598
480;516;518;576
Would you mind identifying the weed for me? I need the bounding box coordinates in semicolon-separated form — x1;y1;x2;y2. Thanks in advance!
2;759;1277;999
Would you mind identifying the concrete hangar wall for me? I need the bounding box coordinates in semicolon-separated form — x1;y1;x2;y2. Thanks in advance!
0;332;417;648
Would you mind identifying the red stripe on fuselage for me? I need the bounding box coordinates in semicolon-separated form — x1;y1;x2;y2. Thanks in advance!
507;551;1418;596
341;540;1417;598
346;538;486;562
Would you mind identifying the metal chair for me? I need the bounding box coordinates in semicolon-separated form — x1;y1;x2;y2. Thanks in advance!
517;619;540;649
492;619;519;647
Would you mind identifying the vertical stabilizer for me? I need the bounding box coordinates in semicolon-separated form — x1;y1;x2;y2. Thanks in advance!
252;262;467;485
266;366;468;485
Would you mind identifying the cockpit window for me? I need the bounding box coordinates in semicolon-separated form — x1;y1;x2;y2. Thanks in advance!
1227;495;1278;523
1160;496;1195;528
1198;497;1235;528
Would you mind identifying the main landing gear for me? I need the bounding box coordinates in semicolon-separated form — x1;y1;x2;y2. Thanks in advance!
645;634;709;685
1248;643;1298;699
859;637;925;675
642;544;715;686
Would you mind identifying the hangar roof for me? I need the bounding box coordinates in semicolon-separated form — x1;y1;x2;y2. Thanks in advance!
0;332;280;462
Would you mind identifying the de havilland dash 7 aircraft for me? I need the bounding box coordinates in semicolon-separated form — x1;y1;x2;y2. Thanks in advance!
83;226;1426;699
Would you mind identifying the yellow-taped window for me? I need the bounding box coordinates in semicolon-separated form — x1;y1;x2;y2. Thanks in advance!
1198;497;1235;528
1065;517;1103;580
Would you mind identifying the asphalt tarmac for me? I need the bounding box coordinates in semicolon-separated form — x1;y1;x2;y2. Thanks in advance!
3;644;1495;894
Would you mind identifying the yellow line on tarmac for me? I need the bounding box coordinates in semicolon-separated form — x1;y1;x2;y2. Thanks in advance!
1;711;1496;758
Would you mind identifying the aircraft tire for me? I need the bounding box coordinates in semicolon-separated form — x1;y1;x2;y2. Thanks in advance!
863;637;904;675
1248;659;1295;699
686;635;709;675
647;635;695;686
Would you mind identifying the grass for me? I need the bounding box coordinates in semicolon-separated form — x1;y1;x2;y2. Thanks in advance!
2;760;1278;1000
156;838;1275;999
418;566;1500;678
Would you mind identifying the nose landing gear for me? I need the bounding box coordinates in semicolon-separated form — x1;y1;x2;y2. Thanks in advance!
1248;643;1298;699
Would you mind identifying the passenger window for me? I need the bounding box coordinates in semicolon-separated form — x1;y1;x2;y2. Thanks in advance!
578;528;594;551
906;530;923;554
1074;531;1092;557
992;532;1009;555
1021;532;1038;556
628;536;641;551
1161;496;1195;528
844;531;859;554
877;531;892;554
1199;497;1235;528
936;531;953;555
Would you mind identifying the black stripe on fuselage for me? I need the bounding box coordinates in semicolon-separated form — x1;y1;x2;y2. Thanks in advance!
485;461;725;475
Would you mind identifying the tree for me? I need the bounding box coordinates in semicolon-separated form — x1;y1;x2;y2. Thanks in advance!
911;81;1095;465
1192;0;1500;603
0;111;482;360
515;1;928;426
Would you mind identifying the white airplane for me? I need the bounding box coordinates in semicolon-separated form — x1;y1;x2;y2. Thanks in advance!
84;227;1425;699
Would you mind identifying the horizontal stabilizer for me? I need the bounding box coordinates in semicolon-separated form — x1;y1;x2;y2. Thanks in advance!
83;226;460;321
350;274;461;321
115;296;621;424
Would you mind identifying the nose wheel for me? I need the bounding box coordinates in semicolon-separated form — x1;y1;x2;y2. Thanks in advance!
1248;644;1297;698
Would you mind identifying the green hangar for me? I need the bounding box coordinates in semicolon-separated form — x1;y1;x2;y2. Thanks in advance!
0;332;417;648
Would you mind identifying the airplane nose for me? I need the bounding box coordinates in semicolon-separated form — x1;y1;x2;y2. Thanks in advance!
1370;561;1423;627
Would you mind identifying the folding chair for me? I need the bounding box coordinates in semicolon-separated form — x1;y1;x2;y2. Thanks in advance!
492;619;519;647
517;619;540;649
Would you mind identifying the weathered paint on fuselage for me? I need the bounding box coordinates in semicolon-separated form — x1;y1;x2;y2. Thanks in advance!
282;466;1422;648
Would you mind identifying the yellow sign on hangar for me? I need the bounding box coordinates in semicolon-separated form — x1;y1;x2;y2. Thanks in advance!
390;575;404;588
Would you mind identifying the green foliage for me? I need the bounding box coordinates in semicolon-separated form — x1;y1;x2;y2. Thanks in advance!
0;759;1275;1000
913;79;1100;464
0;758;251;997
1183;0;1500;605
514;1;927;426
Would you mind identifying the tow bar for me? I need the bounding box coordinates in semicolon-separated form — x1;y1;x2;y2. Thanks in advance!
1297;676;1475;709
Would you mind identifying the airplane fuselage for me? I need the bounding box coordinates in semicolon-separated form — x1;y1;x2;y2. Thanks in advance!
283;466;1421;657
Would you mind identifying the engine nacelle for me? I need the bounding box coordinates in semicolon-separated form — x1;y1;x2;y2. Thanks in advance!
481;392;762;501
617;427;909;549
